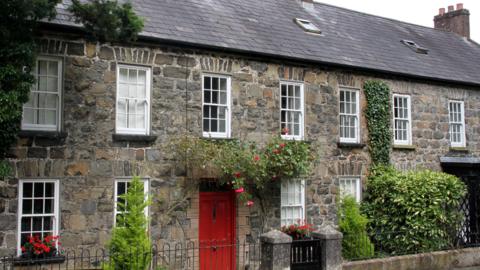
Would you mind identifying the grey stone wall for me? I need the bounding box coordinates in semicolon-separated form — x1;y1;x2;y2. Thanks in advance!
0;32;479;255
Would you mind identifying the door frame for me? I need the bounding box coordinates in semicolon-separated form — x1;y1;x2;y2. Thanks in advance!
199;191;236;269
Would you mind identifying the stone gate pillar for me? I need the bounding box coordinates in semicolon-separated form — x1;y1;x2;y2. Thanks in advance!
260;230;292;270
312;225;343;270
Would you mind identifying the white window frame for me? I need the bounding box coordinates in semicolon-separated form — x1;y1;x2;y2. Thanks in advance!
280;180;305;226
448;100;466;147
201;74;231;138
339;177;361;203
17;179;60;256
339;87;360;143
392;94;412;145
115;64;151;135
22;57;63;132
280;81;305;140
113;178;150;227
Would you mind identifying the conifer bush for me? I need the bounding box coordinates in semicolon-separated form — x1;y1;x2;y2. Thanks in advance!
104;176;151;270
339;196;374;260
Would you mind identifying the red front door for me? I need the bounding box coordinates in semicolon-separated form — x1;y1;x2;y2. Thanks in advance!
199;192;236;270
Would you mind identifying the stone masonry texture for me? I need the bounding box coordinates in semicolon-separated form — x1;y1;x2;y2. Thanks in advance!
0;32;479;255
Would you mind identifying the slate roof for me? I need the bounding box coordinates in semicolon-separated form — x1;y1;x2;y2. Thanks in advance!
51;0;480;86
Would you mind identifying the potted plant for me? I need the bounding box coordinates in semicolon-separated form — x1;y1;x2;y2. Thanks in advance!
281;221;314;240
14;235;64;265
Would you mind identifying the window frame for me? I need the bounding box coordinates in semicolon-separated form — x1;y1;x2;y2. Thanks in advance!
17;179;60;256
280;81;305;141
113;178;150;227
339;177;361;203
22;56;63;132
392;94;412;146
448;100;466;147
280;180;306;226
201;73;232;139
339;87;360;143
115;64;152;135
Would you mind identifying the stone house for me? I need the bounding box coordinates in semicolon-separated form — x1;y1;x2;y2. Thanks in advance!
1;0;480;264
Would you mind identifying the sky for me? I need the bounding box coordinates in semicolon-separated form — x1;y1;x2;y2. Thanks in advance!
314;0;479;42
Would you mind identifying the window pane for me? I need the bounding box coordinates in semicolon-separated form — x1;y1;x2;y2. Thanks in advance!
44;199;54;214
119;84;128;97
22;199;32;214
21;217;31;232
219;119;226;132
203;119;209;132
212;91;218;104
23;183;33;197
211;120;218;132
220;92;227;105
138;70;146;84
128;69;137;83
204;76;211;89
220;78;227;91
39;61;48;76
44;216;53;230
34;183;44;197
48;61;58;76
47;77;58;92
38;77;47;91
33;199;43;214
120;68;128;82
32;217;42;231
212;77;219;90
204;91;211;103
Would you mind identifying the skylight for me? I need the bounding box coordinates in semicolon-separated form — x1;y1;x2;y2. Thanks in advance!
294;18;321;34
401;40;429;54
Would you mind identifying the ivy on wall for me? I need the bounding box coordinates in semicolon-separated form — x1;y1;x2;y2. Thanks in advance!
363;80;392;165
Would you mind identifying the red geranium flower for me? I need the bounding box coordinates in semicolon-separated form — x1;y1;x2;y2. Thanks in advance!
235;187;245;193
233;172;241;178
246;201;254;207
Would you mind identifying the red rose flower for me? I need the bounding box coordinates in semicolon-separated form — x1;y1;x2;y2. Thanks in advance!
246;200;254;207
253;155;260;161
234;172;241;178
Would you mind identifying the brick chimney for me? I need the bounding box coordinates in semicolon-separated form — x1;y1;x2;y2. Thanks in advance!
434;3;470;38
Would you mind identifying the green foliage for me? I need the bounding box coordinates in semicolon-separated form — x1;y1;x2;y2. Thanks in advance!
104;176;151;270
170;136;315;202
69;0;144;42
362;166;467;255
0;0;59;162
363;81;392;165
339;196;374;260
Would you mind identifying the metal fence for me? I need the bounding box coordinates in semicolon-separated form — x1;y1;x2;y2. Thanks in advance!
342;229;470;261
0;240;261;270
290;238;321;270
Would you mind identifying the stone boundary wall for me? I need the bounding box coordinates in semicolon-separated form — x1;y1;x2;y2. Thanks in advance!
343;248;480;270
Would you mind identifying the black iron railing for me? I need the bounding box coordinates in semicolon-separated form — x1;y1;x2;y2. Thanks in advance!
0;240;261;270
290;238;321;270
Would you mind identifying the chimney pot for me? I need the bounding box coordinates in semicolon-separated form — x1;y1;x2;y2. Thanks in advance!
434;4;470;38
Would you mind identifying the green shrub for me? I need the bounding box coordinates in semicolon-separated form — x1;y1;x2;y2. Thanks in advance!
104;176;151;270
362;166;466;255
69;0;144;42
339;196;374;260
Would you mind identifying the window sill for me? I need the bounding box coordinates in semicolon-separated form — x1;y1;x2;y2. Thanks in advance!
112;134;157;143
11;255;66;266
392;144;416;150
449;147;468;152
337;142;366;149
18;130;67;139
